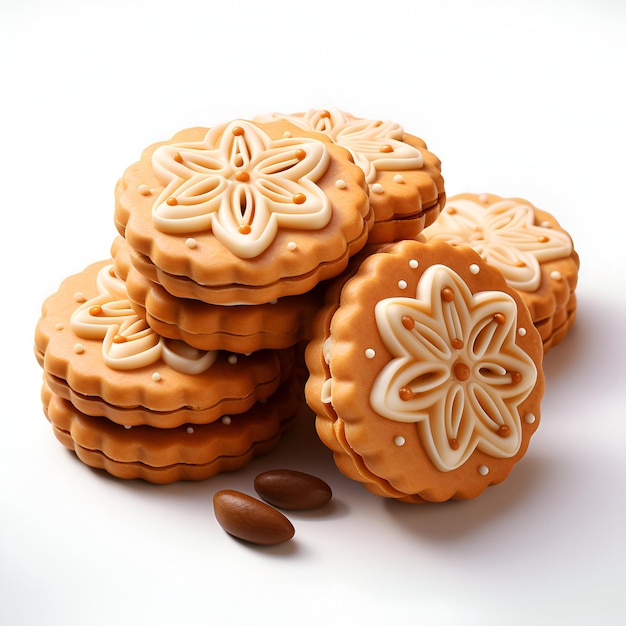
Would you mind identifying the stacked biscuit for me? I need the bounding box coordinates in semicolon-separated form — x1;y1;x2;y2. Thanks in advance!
35;108;578;501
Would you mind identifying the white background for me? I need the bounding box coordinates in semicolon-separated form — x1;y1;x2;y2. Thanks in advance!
2;1;625;624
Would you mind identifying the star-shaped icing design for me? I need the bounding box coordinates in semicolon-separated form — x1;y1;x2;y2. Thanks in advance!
370;264;537;471
256;107;423;184
422;198;573;291
150;120;332;258
71;264;217;373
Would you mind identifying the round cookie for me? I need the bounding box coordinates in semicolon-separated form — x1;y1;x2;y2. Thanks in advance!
255;107;446;244
305;239;545;503
34;260;293;428
114;118;373;305
41;375;300;484
421;193;579;352
111;236;319;353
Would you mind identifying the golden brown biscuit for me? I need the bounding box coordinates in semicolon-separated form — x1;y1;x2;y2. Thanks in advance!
114;118;373;305
41;376;300;484
255;107;445;244
421;193;579;351
34;259;294;428
111;236;319;352
305;240;544;503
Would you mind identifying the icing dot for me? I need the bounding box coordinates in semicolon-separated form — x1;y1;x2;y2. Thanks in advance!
287;241;297;251
232;126;245;136
239;224;251;234
453;361;470;381
173;152;183;163
295;149;306;161
73;343;84;354
399;387;414;401
541;221;552;228
89;306;103;316
234;171;250;182
441;286;455;302
398;279;408;289
138;184;150;196
228;354;238;365
74;292;86;303
371;183;384;194
451;338;464;350
550;270;562;280
186;426;194;434
380;144;394;153
469;263;480;274
365;348;376;359
478;193;489;203
185;238;197;249
497;425;511;438
292;193;306;205
510;371;522;384
221;416;232;425
166;196;178;206
493;313;506;325
401;315;415;330
478;465;490;476
234;155;244;167
151;372;161;382
518;327;527;336
393;174;405;184
449;438;459;450
409;259;418;269
538;235;549;243
394;436;406;447
319;110;331;118
124;425;132;430
335;179;347;189
524;413;536;424
112;334;127;344
55;323;64;331
283;131;292;138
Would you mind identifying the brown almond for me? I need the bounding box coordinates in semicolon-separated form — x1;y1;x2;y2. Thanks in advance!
213;489;295;546
254;469;332;510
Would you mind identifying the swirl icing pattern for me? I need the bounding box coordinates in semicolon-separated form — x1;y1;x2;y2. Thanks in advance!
422;197;573;291
370;264;537;472
151;120;332;258
255;107;424;184
71;264;217;373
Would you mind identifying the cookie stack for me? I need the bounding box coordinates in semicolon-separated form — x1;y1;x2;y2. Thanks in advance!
35;107;578;501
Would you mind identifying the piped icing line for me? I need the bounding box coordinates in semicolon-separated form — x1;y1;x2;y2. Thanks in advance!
369;264;537;472
150;119;332;259
71;264;217;374
254;107;424;184
422;198;573;292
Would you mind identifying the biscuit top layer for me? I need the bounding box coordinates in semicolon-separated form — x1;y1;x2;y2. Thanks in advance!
150;119;332;259
70;262;217;374
422;193;573;292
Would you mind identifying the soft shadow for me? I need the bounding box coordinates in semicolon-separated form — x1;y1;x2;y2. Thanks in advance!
382;452;550;542
223;533;303;557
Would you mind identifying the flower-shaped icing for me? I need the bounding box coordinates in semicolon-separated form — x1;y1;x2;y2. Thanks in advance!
370;264;537;471
422;198;573;291
71;264;217;373
150;120;332;258
256;107;424;184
